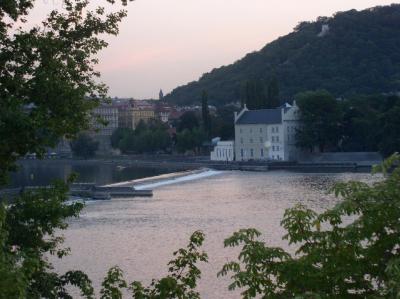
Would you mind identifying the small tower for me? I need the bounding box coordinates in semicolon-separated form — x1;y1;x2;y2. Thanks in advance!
159;89;164;101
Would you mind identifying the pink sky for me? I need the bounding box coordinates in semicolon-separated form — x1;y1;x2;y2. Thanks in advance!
31;0;398;98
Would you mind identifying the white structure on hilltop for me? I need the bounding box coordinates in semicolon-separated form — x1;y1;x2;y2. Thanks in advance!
234;102;301;161
210;141;235;161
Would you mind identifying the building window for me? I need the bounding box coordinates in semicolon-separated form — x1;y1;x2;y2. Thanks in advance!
276;126;279;132
261;148;264;157
276;136;279;142
259;137;263;143
259;127;262;133
241;149;244;157
250;149;254;157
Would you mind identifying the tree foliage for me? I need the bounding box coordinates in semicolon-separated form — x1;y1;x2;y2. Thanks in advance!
165;4;400;106
0;178;96;298
0;0;127;184
111;120;171;154
70;133;99;159
219;153;400;298
295;91;400;156
99;231;207;299
176;128;207;154
177;111;199;132
0;0;128;297
201;90;211;137
296;90;342;152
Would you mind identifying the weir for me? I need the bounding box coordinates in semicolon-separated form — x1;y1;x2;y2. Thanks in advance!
105;168;222;190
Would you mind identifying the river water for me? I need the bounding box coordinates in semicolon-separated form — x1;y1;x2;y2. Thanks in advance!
46;168;377;298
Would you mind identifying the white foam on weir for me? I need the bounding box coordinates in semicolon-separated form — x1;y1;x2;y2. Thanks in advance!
134;169;223;190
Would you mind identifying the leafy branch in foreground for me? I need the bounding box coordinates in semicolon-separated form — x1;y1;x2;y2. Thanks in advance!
99;231;208;299
0;178;95;299
219;153;400;299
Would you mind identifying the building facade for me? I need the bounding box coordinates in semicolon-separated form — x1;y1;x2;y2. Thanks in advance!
234;103;301;161
133;107;155;127
210;141;235;161
91;104;119;136
118;105;135;129
90;104;119;154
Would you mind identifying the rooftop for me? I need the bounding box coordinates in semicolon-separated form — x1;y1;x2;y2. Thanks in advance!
236;108;282;125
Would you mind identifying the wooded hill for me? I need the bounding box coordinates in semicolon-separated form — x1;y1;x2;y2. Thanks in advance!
165;4;400;106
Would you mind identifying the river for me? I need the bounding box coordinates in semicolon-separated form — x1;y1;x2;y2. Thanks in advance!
39;166;377;298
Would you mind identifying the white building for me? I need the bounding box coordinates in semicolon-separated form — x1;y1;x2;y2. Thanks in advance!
234;102;301;161
211;141;235;161
91;104;119;136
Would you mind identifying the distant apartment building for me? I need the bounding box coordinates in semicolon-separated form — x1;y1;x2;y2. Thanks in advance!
91;104;119;136
234;102;301;161
130;100;156;127
90;104;119;154
132;107;155;127
118;105;135;129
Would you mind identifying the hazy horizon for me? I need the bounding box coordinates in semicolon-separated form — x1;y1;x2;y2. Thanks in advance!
30;0;398;99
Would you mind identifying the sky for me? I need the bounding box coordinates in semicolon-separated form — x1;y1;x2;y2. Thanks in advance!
30;0;398;98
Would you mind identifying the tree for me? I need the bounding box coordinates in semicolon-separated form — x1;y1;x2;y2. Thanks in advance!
296;90;342;152
176;128;207;153
266;75;280;108
0;0;128;296
159;89;164;101
101;231;207;299
339;94;400;156
70;133;99;159
0;0;127;184
201;90;211;137
178;111;199;132
111;121;171;154
219;154;400;298
111;128;131;149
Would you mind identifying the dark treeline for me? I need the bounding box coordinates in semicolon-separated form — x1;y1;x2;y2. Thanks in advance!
296;90;400;156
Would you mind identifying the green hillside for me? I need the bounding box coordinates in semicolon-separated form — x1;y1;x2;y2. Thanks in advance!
165;4;400;106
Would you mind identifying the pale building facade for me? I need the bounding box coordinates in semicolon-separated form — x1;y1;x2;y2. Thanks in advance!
210;141;235;161
118;106;135;129
91;105;119;136
234;103;301;161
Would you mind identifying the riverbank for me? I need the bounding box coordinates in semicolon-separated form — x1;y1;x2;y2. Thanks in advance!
15;155;378;183
93;155;376;173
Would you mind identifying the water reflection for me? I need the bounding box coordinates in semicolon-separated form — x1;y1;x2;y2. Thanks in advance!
10;160;172;188
51;170;378;298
